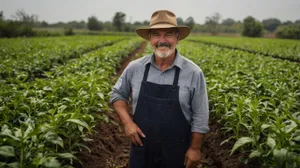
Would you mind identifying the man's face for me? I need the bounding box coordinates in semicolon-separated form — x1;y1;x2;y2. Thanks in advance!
149;28;179;59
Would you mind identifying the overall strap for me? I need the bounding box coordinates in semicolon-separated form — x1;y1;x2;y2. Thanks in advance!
143;63;151;82
172;67;180;89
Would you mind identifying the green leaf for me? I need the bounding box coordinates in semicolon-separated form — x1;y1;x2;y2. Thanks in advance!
62;97;73;103
50;138;64;148
266;137;276;149
58;105;67;113
282;120;297;134
75;143;91;153
43;132;64;148
261;124;271;131
0;106;7;112
230;137;253;155
0;162;6;167
273;148;288;167
14;128;22;138
249;150;261;158
292;130;300;142
66;119;90;131
43;86;52;91
55;153;76;159
0;127;21;141
17;105;30;112
24;124;34;139
100;114;109;123
83;137;93;142
0;146;15;157
220;136;235;146
7;162;19;168
97;92;104;100
40;157;61;168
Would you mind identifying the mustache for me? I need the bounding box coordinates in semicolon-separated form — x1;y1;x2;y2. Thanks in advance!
155;42;171;48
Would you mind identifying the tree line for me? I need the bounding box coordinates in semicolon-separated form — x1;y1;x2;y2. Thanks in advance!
0;10;299;39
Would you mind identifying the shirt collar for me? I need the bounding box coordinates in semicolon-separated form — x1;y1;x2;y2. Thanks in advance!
143;49;184;70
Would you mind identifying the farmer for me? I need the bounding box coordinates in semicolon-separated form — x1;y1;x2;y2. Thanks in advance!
110;10;209;168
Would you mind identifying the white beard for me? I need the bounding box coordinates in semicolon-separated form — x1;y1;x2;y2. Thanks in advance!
153;46;173;59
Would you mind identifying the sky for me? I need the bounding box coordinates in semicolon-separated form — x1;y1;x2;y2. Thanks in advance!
1;0;300;24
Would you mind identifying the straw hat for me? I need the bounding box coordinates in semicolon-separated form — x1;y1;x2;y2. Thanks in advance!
136;10;190;40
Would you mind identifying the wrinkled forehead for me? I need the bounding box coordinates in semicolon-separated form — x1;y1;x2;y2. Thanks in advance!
149;28;179;34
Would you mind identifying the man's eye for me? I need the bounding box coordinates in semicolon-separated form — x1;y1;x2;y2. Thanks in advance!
155;34;160;37
166;33;173;37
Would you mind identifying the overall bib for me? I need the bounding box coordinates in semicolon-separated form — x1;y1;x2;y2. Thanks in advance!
129;63;191;168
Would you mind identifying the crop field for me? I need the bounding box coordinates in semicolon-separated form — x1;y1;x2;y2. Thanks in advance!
0;35;299;168
188;36;300;61
179;38;300;167
0;35;143;167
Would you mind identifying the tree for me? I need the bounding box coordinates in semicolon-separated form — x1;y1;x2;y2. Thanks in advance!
112;12;126;31
177;17;184;26
0;11;3;20
295;19;300;24
133;21;143;26
221;18;235;26
262;18;281;32
87;16;102;30
124;23;135;32
143;20;150;25
242;16;264;37
103;21;113;31
41;21;48;27
282;20;293;26
205;12;221;35
276;24;300;39
185;17;195;30
67;20;86;29
13;9;37;26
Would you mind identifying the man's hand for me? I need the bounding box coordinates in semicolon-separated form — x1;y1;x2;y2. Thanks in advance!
124;121;146;146
184;147;201;168
112;100;146;146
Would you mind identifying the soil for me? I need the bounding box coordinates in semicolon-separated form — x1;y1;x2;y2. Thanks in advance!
75;42;259;168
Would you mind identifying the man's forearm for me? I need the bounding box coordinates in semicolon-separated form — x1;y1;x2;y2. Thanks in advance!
190;132;205;149
112;100;133;125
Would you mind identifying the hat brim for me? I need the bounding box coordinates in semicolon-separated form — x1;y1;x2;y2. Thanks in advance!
136;24;190;41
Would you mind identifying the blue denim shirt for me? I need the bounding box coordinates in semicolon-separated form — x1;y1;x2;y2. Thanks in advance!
110;50;209;134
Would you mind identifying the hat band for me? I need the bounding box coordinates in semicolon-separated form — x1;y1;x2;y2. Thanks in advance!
150;22;177;27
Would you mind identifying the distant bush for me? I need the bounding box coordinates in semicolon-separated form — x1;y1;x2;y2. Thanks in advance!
0;20;36;38
0;20;63;38
35;30;61;37
276;24;300;40
64;28;74;36
242;16;264;37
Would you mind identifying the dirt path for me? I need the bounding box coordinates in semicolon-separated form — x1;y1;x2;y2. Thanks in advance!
75;42;258;168
74;42;147;168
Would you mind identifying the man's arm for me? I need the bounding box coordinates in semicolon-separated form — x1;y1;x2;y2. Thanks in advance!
110;62;145;146
112;100;145;147
190;132;205;149
112;100;132;126
185;133;205;168
185;70;209;168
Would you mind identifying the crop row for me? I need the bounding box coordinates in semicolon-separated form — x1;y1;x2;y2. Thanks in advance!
188;36;300;61
0;38;144;168
178;41;300;168
0;36;127;82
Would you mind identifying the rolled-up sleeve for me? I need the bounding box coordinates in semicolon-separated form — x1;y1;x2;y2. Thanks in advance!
109;62;133;105
191;70;210;134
